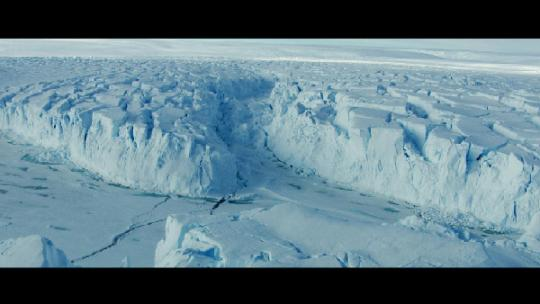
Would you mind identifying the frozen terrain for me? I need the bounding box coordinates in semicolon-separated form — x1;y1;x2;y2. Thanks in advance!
2;43;540;267
0;235;70;267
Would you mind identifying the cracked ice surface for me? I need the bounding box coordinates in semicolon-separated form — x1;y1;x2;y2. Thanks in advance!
2;57;540;267
156;204;529;267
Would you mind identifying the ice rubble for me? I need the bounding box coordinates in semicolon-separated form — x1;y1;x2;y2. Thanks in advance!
155;215;226;267
2;58;540;230
0;235;71;267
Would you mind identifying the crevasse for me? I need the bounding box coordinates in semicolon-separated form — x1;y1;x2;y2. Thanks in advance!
1;59;540;230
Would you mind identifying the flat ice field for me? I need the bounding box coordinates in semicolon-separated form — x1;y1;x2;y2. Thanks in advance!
2;44;540;267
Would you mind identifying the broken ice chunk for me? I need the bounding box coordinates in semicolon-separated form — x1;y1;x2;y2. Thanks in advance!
0;235;71;267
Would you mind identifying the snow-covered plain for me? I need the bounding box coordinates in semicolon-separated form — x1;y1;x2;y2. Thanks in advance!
2;42;540;267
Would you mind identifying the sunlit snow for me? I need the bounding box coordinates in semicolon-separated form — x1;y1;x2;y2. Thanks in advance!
1;39;540;267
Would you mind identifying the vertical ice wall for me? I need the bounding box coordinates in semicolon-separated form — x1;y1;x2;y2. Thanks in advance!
2;58;540;230
0;60;274;196
261;70;540;230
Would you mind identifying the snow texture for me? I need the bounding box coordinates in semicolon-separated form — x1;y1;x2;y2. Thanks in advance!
156;203;537;267
0;59;273;196
2;58;540;228
2;53;540;267
0;235;71;267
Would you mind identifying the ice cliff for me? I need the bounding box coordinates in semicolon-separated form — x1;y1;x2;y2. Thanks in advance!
0;61;273;196
2;58;540;230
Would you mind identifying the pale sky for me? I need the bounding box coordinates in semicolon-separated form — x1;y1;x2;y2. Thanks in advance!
1;39;539;58
224;39;540;55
